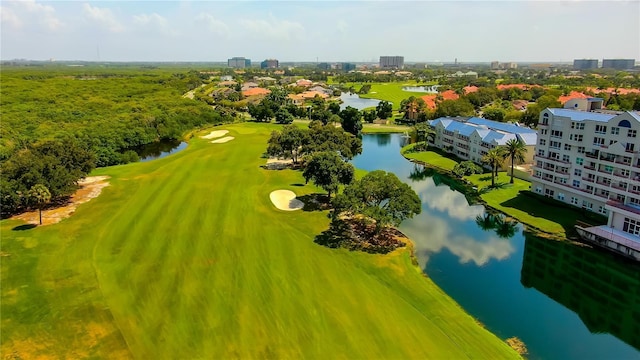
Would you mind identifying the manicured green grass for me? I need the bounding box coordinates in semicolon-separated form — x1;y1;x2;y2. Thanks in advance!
362;123;411;133
402;146;458;171
1;123;518;359
342;82;435;110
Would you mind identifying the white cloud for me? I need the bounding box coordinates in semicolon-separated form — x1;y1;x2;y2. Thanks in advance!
195;13;229;36
238;15;304;41
133;12;167;27
83;3;124;33
412;180;484;221
4;0;64;30
0;6;22;29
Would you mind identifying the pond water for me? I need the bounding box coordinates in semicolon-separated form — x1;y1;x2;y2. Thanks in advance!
339;92;382;110
352;133;640;360
402;85;440;93
133;139;187;162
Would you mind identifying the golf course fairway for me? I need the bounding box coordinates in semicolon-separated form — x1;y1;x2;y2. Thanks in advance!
1;123;519;359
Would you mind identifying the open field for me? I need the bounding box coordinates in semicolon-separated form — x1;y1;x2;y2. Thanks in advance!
1;123;518;358
339;82;435;110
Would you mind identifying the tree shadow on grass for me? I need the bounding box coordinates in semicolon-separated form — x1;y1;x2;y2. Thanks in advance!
12;224;37;231
290;183;305;187
479;175;493;181
297;193;332;212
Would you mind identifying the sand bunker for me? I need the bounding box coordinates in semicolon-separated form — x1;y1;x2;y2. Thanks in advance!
201;130;229;139
270;190;304;211
211;136;234;144
12;176;110;226
265;157;293;170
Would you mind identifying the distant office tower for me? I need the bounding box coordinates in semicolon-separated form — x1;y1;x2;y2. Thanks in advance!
490;61;500;70
503;62;517;69
602;59;635;70
317;62;330;70
260;59;279;69
379;56;404;69
341;63;356;71
228;57;251;68
573;59;599;70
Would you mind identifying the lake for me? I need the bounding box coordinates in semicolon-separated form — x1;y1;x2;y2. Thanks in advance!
133;139;187;162
352;133;640;360
339;92;382;110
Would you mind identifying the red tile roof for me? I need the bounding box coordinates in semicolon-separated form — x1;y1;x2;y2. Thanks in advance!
463;86;479;94
421;90;459;109
558;91;590;104
496;83;540;91
242;87;271;97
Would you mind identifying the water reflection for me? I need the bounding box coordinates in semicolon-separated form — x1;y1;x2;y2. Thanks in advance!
376;134;391;146
134;140;187;162
521;234;640;351
339;93;382;110
475;213;519;239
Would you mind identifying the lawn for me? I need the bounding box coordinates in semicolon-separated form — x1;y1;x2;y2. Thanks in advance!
1;123;518;358
402;145;458;171
340;82;435;110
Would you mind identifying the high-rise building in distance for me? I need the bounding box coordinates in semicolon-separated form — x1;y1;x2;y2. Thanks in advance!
602;59;635;70
228;57;251;68
379;56;404;69
260;59;279;69
573;59;599;70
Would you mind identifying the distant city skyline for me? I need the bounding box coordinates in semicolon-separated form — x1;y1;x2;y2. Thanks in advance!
1;1;638;63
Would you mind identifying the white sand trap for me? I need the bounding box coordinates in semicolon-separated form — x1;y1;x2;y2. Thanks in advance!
210;136;234;144
201;130;229;139
270;190;304;211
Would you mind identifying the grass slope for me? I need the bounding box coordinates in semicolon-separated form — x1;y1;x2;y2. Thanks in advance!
1;123;518;359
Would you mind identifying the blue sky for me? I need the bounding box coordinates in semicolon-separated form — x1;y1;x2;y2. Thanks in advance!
1;1;638;62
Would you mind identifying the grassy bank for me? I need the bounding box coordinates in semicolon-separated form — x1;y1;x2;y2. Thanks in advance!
402;144;606;238
1;123;518;358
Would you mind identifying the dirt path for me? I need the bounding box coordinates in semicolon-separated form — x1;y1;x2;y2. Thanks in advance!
12;176;110;226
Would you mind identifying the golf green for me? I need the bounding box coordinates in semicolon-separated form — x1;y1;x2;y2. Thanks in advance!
1;123;519;358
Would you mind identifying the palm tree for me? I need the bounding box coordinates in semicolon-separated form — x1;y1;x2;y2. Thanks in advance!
482;148;504;187
475;213;497;231
27;184;51;225
503;139;527;184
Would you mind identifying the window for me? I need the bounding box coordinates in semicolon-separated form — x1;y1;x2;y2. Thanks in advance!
578;146;585;154
570;197;579;205
611;127;620;135
626;143;635;152
551;130;563;138
540;129;548;135
550;141;561;149
539;139;546;146
537;149;545;157
582;200;593;210
598;206;607;215
573;180;581;187
593;137;605;146
576;158;584;165
621;169;630;177
623;217;640;236
564;144;571;151
574;169;582;177
562;154;570;162
557;193;565;200
535;186;542;194
571;122;585;130
604;165;614;173
570;134;583;142
595;125;607;134
628;129;637;138
557;178;567;184
544;189;554;197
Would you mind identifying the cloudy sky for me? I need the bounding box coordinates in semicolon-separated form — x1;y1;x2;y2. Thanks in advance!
1;0;639;62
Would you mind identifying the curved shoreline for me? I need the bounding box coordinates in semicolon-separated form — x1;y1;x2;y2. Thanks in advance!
399;149;571;242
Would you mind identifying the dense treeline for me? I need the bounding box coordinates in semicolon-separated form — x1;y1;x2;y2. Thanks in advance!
1;65;235;216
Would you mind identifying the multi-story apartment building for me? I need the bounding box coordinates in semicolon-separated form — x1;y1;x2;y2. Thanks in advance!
379;56;404;69
531;105;640;260
429;117;537;166
573;59;598;70
601;59;635;70
228;57;251;68
260;59;279;69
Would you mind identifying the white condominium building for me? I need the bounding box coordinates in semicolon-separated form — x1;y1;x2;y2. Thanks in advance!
531;107;640;260
429;117;537;166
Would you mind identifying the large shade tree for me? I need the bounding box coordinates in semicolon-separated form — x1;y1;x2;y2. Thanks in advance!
333;170;421;234
502;139;527;184
303;151;354;199
266;125;308;164
339;106;363;136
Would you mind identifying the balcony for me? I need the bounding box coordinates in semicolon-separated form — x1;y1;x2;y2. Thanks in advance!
611;183;628;191
607;200;640;216
583;164;596;170
582;177;595;183
585;152;599;159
